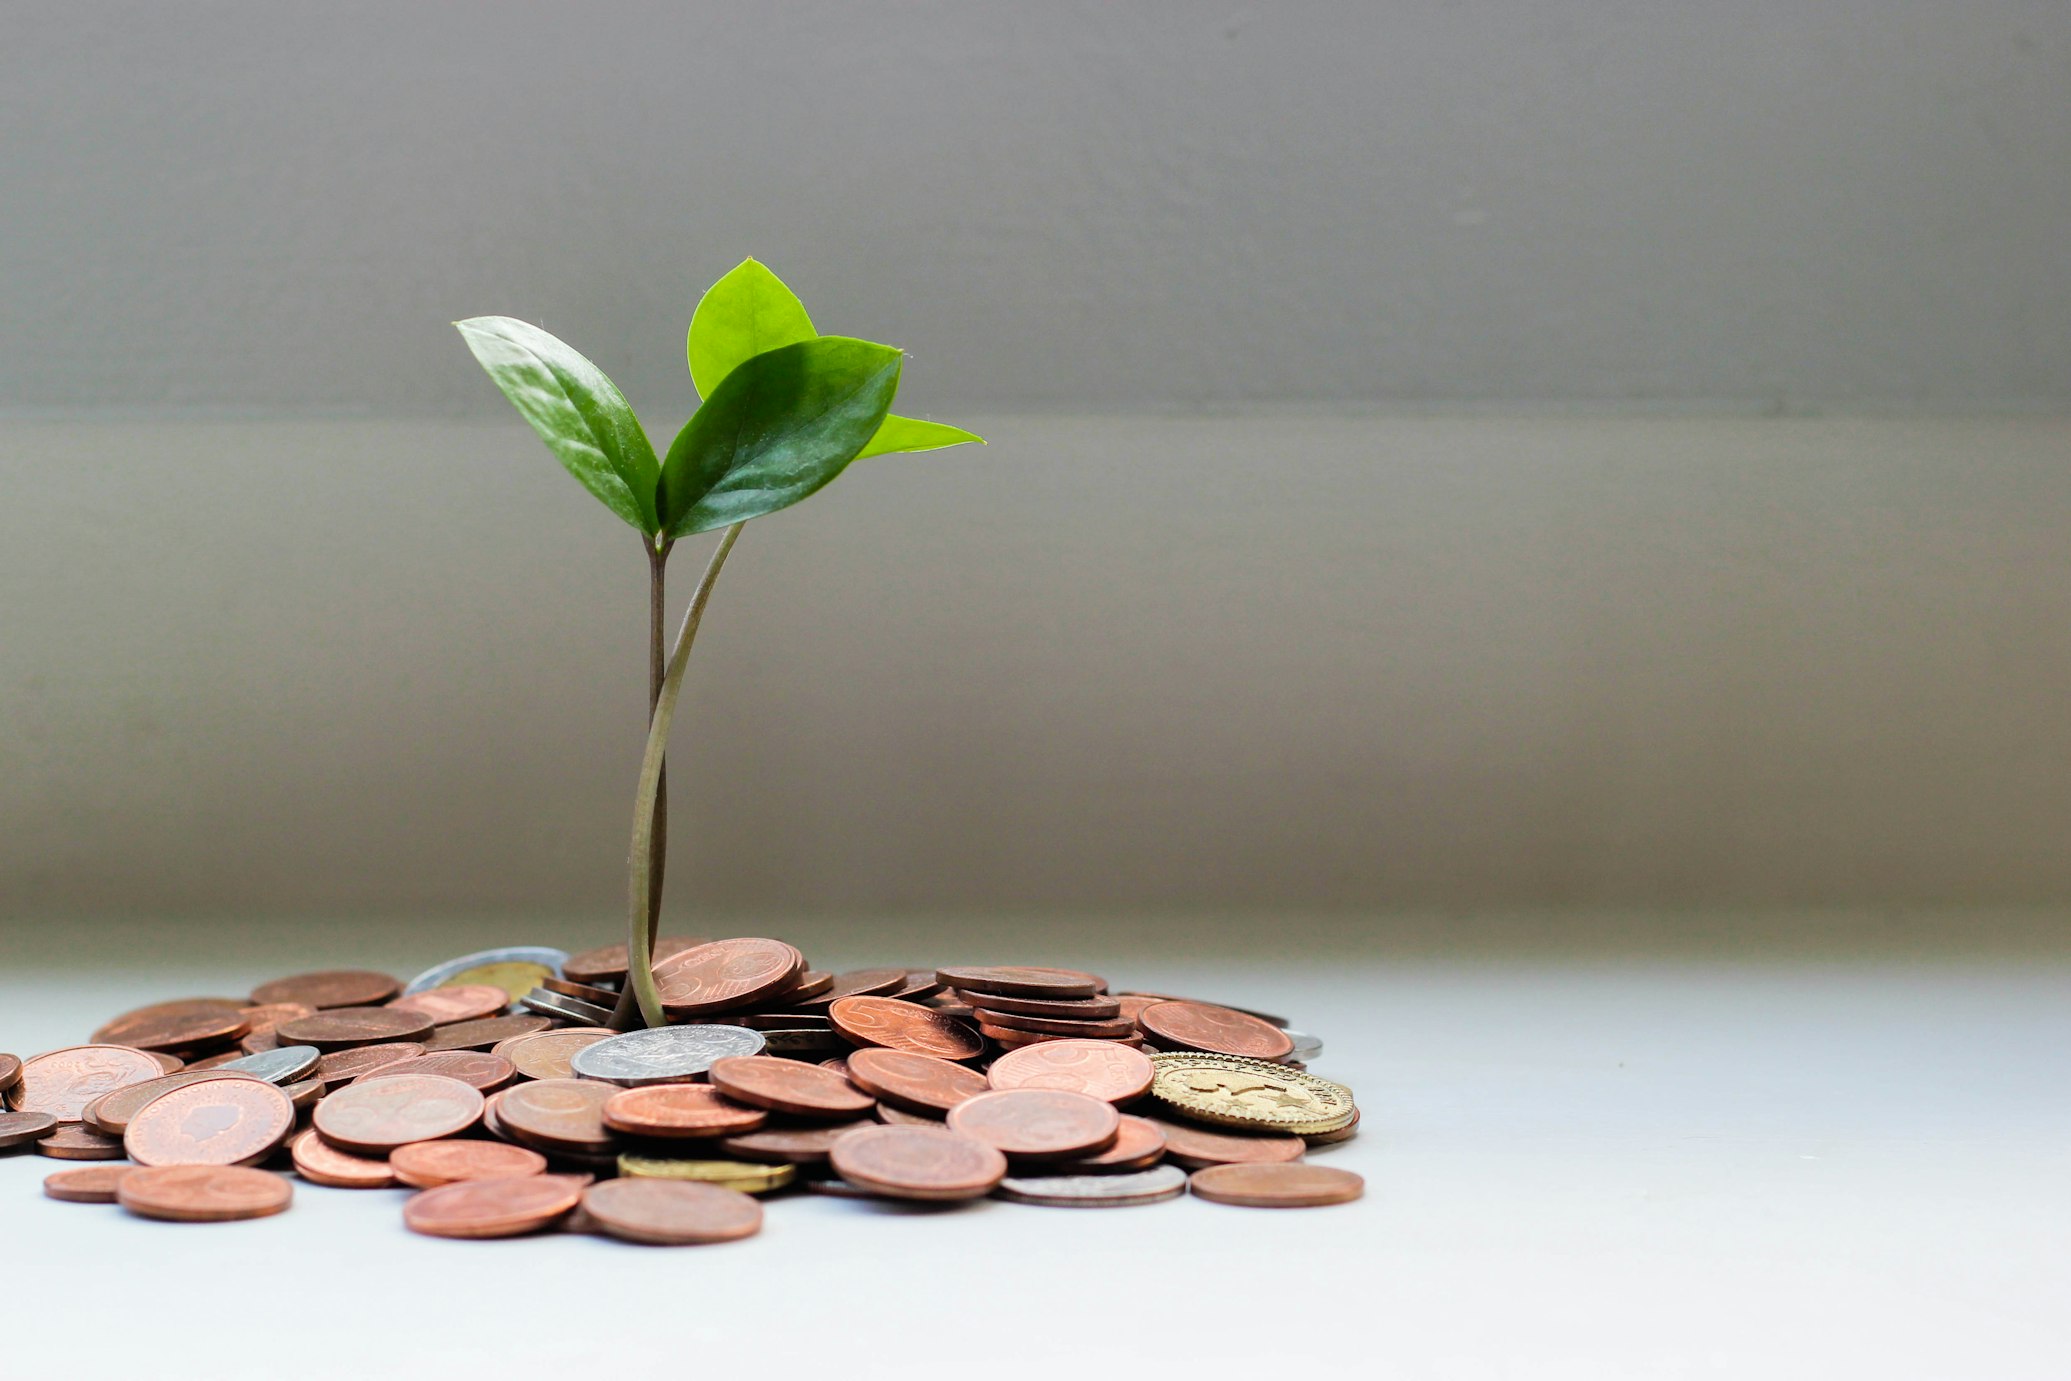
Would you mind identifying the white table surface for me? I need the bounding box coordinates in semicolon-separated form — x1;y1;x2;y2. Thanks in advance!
3;954;2065;1380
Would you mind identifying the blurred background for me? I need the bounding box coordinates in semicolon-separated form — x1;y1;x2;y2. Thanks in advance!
5;2;2069;957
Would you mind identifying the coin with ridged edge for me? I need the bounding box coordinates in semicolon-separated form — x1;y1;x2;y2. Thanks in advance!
402;947;568;999
995;1163;1188;1207
213;1046;322;1085
1146;1052;1356;1136
570;1026;766;1087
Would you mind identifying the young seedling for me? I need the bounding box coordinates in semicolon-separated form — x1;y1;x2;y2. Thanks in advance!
458;260;982;1029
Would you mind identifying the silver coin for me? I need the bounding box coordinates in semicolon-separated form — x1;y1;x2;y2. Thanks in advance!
521;989;616;1025
214;1045;321;1085
1282;1030;1324;1063
755;1028;843;1054
994;1164;1188;1208
402;946;569;996
569;1025;766;1086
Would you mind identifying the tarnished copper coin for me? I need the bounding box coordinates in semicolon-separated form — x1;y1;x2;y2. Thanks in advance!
975;1008;1138;1040
561;934;704;985
1304;1106;1362;1146
829;1124;1008;1201
35;1125;127;1159
986;1039;1156;1104
6;1045;163;1121
1189;1162;1364;1207
601;1085;767;1139
844;1047;989;1114
82;1069;266;1136
0;1110;59;1148
496;1078;617;1154
315;1042;424;1087
875;1102;945;1127
1137;1001;1294;1061
124;1078;295;1166
277;1007;435;1051
1148;1117;1307;1169
0;1052;20;1093
120;1164;293;1221
384;984;510;1026
235;1002;318;1040
716;1119;872;1165
282;1077;325;1112
90;997;243;1041
541;975;621;1005
89;1002;248;1053
934;966;1105;999
249;969;401;1010
653;938;802;1014
957;989;1124;1020
1053;1114;1167;1172
828;997;984;1061
771;970;834;1003
43;1165;135;1203
581;1177;763;1245
313;1073;485;1155
353;1050;513;1092
707;1056;874;1118
946;1089;1121;1161
421;1014;551;1053
147;1051;186;1073
289;1128;396;1188
403;1173;584;1239
1119;990;1289;1028
389;1138;547;1188
798;967;908;1006
494;1028;615;1080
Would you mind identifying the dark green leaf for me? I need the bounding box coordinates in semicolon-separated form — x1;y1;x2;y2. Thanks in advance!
659;337;902;538
857;414;985;461
686;259;817;401
455;316;660;533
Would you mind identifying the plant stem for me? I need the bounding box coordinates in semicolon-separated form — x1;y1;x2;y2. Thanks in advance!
609;534;673;1031
623;522;744;1029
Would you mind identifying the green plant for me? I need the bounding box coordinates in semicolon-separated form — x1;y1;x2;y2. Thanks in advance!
458;259;982;1029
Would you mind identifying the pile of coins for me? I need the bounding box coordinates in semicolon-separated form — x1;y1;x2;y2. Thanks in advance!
1;939;1362;1242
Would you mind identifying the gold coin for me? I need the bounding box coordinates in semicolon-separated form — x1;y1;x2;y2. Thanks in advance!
443;963;552;1004
617;1155;797;1195
1145;1052;1357;1136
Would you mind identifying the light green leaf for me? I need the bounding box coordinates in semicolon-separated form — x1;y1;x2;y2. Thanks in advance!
659;337;902;538
857;414;986;461
687;258;817;401
455;316;660;533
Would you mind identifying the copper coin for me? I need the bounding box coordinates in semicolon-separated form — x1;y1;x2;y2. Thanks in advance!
797;967;908;1006
422;1014;551;1052
390;1138;547;1188
707;1056;874;1119
601;1085;767;1139
120;1164;293;1221
496;1078;617;1154
957;989;1123;1020
828;1124;1007;1201
653;938;802;1015
1137;1001;1294;1061
0;1052;20;1093
1052;1114;1167;1172
717;1118;872;1164
1118;990;1289;1028
973;1008;1138;1040
83;1069;267;1136
819;1056;850;1077
289;1128;396;1188
771;969;834;1003
44;1165;136;1203
1305;1107;1362;1146
282;1077;325;1112
7;1045;164;1121
149;1051;186;1073
313;1073;485;1155
874;1103;944;1127
1189;1162;1364;1207
986;1040;1156;1104
315;1042;424;1087
494;1028;614;1080
1149;1117;1307;1169
844;1047;989;1114
946;1089;1120;1161
89;1004;249;1054
829;997;984;1061
891;970;946;1000
541;976;621;1005
353;1050;513;1092
124;1078;296;1166
239;1028;281;1056
89;997;244;1043
277;1007;435;1051
35;1125;127;1159
0;1110;59;1147
181;1050;246;1072
250;969;402;1009
934;966;1105;999
582;1177;763;1245
385;984;510;1026
236;1002;318;1039
403;1173;584;1238
560;934;705;985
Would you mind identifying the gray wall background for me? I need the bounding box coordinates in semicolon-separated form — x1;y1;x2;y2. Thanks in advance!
5;4;2070;924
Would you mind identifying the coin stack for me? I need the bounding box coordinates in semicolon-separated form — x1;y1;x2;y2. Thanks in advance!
2;939;1363;1241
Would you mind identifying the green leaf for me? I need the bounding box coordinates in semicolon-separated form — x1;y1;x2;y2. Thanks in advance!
455;316;660;533
687;258;817;401
856;414;986;461
659;337;903;538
